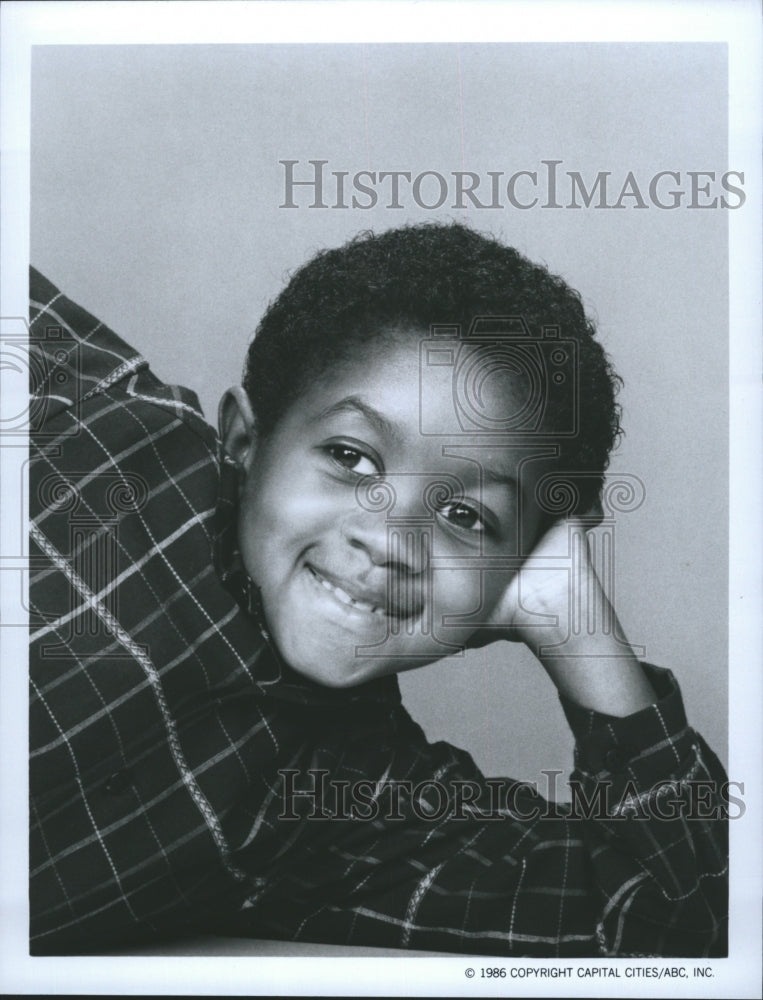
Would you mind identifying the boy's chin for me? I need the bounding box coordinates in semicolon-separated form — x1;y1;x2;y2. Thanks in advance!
273;633;447;689
288;658;386;689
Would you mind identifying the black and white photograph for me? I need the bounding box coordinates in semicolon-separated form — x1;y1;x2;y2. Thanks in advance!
1;1;760;996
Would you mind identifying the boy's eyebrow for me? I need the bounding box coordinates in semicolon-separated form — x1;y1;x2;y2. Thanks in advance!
317;396;403;443
443;447;519;490
480;466;519;490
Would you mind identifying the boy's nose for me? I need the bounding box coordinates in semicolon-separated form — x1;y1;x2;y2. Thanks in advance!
341;510;430;575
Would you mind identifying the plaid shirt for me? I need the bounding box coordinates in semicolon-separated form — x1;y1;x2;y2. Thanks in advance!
29;267;728;957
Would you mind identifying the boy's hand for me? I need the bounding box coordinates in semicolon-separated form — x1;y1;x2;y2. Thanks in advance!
486;507;603;652
470;507;656;716
467;507;601;649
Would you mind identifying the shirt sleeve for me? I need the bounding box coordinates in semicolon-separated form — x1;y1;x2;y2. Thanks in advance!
221;664;728;957
28;271;281;954
556;663;728;955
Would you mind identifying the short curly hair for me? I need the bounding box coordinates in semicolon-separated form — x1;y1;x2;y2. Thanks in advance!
243;222;622;514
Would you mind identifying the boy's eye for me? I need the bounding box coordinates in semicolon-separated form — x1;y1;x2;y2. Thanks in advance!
327;444;379;477
439;501;485;533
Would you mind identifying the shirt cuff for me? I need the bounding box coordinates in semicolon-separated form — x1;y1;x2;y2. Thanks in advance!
559;663;690;776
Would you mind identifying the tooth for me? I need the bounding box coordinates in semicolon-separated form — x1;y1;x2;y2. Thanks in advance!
311;568;383;614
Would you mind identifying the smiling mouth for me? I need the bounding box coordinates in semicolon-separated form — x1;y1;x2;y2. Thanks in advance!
306;565;422;620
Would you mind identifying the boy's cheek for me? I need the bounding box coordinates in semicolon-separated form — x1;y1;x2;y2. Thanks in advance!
431;567;512;633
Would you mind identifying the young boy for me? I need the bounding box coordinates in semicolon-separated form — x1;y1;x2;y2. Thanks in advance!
29;223;727;956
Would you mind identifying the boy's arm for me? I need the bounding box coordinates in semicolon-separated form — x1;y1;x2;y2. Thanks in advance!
220;660;728;957
220;517;728;958
28;269;276;952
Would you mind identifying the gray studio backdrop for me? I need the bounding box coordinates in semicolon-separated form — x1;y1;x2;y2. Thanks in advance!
31;43;728;786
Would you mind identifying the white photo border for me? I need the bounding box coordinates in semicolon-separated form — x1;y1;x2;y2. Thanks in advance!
1;2;760;996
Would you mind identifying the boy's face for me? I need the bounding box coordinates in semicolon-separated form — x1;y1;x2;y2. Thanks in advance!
225;331;550;687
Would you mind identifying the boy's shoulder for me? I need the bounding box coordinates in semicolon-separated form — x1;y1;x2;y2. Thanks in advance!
29;265;214;449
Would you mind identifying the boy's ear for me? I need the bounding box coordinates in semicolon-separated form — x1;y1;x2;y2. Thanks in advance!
218;386;258;468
